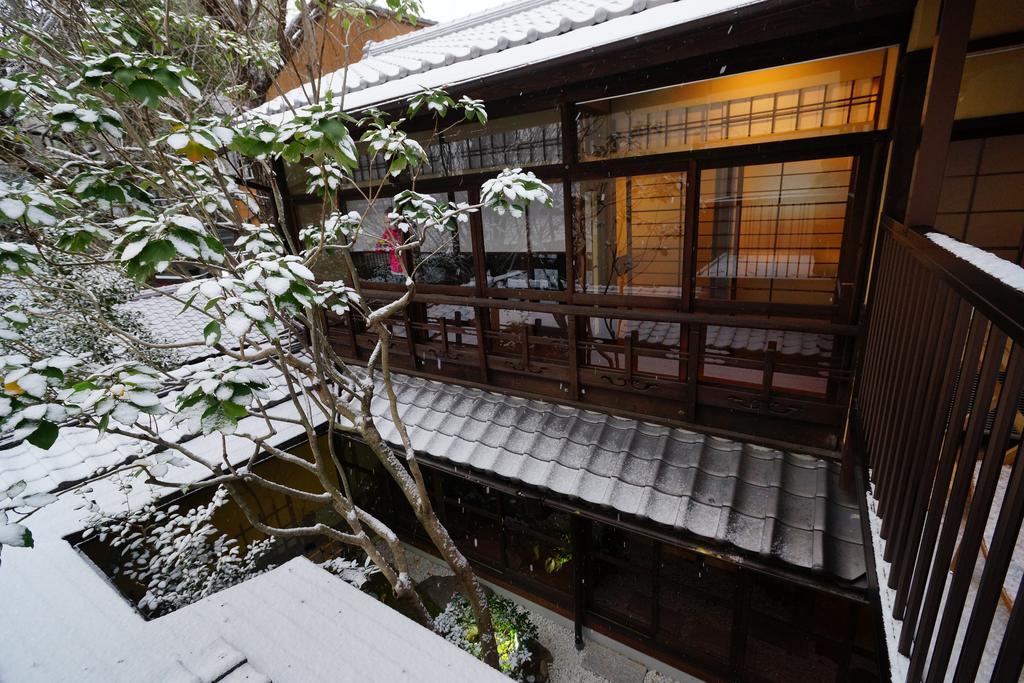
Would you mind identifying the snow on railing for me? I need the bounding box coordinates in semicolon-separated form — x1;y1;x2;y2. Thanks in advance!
927;232;1024;294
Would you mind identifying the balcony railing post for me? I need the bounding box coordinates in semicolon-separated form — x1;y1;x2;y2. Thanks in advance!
905;327;1006;682
925;346;1024;681
897;309;988;652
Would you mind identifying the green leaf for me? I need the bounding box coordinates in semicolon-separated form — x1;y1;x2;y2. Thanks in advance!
203;320;221;346
26;421;59;450
127;78;168;107
112;67;139;86
230;135;273;158
38;367;64;381
222;401;248;421
320;119;349;145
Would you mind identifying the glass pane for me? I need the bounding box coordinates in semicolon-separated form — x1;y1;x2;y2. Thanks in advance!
353;110;561;184
483;182;566;290
936;134;1024;261
424;304;477;347
502;497;573;597
657;547;736;666
580;317;681;379
345;196;401;283
421;109;562;178
578;49;890;161
412;192;475;286
696;157;852;307
746;576;849;682
299;201;353;281
575;172;686;297
486;306;568;362
589;523;654;632
700;324;833;396
284;160;311;195
440;475;504;567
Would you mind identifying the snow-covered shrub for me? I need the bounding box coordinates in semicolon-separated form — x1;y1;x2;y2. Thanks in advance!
84;486;274;617
435;593;539;681
320;554;381;589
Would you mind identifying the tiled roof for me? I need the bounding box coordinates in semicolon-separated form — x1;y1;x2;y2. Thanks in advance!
260;0;763;116
370;375;865;582
1;285;863;582
120;289;241;363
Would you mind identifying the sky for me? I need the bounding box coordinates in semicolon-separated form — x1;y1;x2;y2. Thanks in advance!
418;0;512;23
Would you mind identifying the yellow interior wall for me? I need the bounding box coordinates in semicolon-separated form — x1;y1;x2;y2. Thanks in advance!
909;0;1024;50
213;438;338;544
612;173;686;290
956;47;1024;119
603;48;894;121
695;158;850;305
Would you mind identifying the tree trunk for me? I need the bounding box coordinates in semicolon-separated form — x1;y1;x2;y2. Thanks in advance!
360;421;500;669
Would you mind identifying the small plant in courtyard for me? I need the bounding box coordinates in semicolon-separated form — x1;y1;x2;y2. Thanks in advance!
436;593;540;681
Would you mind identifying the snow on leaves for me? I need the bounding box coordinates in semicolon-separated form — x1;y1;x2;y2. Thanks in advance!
114;212;225;280
240;253;316;317
46;94;124;138
0;181;61;227
65;362;166;429
306;162;348;195
81;52;201;108
159;117;234;162
389;190;473;235
360;120;426;178
173;360;270;435
84;486;273;616
234;223;285;256
0;480;58;555
235;97;357;169
406;88;455;119
300;210;360;253
1;354;79;448
480;168;553;218
313;280;361;316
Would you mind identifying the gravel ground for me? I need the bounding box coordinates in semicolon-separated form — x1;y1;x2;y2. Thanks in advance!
385;544;684;683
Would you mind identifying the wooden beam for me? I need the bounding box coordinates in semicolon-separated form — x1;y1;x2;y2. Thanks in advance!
904;0;977;228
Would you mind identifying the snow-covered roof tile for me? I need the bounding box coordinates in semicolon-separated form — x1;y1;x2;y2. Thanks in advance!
258;0;766;118
380;374;866;583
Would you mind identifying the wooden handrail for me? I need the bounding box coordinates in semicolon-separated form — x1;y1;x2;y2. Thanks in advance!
360;287;861;336
884;217;1024;345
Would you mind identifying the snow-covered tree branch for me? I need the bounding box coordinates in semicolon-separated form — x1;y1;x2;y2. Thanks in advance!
0;0;552;669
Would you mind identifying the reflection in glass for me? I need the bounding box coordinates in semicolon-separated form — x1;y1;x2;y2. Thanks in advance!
344;196;402;283
412;192;474;287
589;523;654;632
353;110;561;184
580;317;681;379
696;157;852;306
424;304;477;347
576;173;686;297
699;325;833;396
483;183;566;290
578;50;889;160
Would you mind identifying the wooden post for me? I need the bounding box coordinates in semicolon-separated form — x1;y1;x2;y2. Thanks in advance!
904;0;977;228
571;515;588;650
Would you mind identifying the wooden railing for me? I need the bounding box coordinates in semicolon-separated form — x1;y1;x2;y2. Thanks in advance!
856;218;1024;681
326;292;857;451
